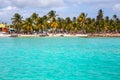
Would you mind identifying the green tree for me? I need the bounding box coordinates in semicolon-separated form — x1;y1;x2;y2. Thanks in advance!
10;10;120;34
77;13;87;33
72;17;78;33
47;10;57;20
23;18;33;33
11;13;23;33
113;14;119;33
30;13;39;31
104;16;110;33
96;9;104;33
65;17;72;33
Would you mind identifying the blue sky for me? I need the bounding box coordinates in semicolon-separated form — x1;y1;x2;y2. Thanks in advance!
0;0;120;24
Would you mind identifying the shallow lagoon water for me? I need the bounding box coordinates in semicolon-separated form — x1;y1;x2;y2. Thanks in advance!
0;37;120;80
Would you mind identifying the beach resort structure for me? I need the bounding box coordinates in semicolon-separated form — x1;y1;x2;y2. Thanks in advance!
0;24;8;33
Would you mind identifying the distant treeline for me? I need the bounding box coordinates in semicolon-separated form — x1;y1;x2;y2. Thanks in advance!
10;9;120;34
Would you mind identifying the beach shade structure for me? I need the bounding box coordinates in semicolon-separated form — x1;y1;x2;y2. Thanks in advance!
0;24;6;32
2;28;9;32
0;24;5;28
9;28;16;33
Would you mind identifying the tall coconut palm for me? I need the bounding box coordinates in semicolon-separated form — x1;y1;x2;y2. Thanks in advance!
57;17;63;33
11;13;23;33
30;13;39;31
23;18;33;34
116;18;120;33
96;9;104;33
31;13;39;22
72;17;78;32
57;18;66;33
112;14;119;33
104;16;110;33
65;17;71;32
77;13;87;33
35;17;46;33
47;10;57;19
85;17;92;33
42;15;49;32
90;18;96;33
47;10;58;24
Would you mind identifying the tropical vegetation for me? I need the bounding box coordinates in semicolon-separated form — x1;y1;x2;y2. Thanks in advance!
10;9;120;34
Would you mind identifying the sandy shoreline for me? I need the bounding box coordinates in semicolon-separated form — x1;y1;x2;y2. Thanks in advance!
88;33;120;37
0;33;120;37
17;34;88;37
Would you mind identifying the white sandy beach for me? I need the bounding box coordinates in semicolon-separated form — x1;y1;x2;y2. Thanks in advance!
1;32;120;37
18;33;88;37
0;33;10;37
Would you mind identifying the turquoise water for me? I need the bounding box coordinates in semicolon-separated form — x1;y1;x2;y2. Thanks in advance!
0;37;120;80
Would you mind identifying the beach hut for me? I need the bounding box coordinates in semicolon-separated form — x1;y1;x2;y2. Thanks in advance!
0;24;9;32
0;24;5;31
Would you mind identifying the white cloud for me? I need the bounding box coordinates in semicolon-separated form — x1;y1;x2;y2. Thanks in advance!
0;0;64;9
81;0;114;3
0;6;18;17
66;0;115;4
113;4;120;11
0;0;65;23
0;6;19;23
64;0;117;10
0;0;11;8
10;0;64;8
2;6;18;11
0;0;120;24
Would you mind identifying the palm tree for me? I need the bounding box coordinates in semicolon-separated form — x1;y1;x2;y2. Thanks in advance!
72;17;78;33
116;18;120;33
42;15;49;32
10;10;120;34
35;17;46;33
59;18;66;33
47;10;58;25
11;13;23;33
96;9;104;33
57;17;62;30
90;18;96;33
30;13;39;31
47;10;57;19
77;13;87;33
31;13;39;22
65;17;72;33
104;16;110;33
23;18;33;34
113;14;118;33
